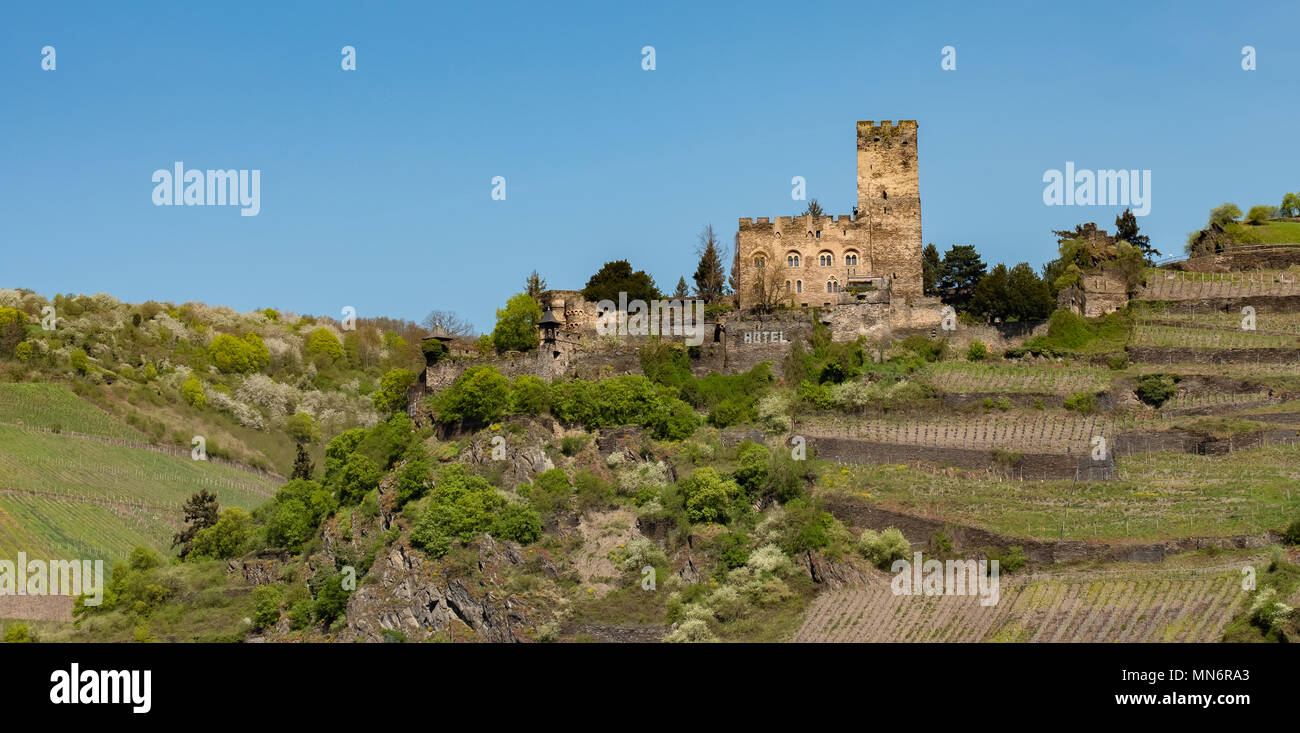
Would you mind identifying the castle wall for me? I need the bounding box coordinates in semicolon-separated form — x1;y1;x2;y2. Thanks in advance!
736;120;923;309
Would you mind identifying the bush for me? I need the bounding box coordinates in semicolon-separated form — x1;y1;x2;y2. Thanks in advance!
1107;353;1128;370
897;335;946;363
680;467;740;525
1134;373;1179;407
3;623;33;643
967;340;988;361
989;545;1027;573
1064;391;1096;414
373;368;417;414
288;600;313;630
393;459;431;508
335;452;382;505
1245;205;1274;225
251;585;282;629
490;503;543;544
181;376;206;408
409;464;506;557
858;527;910;569
431;366;510;424
509;375;550;415
1210;203;1242;226
305;328;344;361
559;434;589;457
208;332;270;373
1283;518;1300;545
187;507;252;560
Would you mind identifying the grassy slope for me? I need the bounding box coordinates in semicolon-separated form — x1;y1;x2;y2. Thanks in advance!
0;387;278;563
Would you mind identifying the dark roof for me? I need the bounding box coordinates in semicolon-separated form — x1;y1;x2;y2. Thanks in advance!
423;326;454;342
538;306;562;328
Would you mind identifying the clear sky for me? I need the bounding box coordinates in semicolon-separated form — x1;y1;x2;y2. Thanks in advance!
2;0;1297;332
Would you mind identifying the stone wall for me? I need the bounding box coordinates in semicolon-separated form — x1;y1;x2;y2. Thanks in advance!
1059;268;1129;318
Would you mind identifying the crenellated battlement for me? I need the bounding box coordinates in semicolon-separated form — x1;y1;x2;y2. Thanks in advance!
739;213;858;230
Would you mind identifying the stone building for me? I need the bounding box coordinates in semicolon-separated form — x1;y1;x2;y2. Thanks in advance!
736;120;923;310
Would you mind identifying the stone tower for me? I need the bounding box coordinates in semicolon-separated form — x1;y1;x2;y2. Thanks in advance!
856;120;922;300
734;120;923;309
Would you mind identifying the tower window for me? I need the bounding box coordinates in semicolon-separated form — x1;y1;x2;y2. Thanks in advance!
796;280;803;293
815;230;821;238
754;256;766;268
818;252;833;267
786;253;800;267
845;252;859;266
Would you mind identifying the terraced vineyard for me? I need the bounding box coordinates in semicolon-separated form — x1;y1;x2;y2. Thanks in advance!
795;566;1249;642
0;424;279;563
923;363;1111;395
801;411;1124;453
0;383;143;438
1130;323;1299;349
1140;268;1300;301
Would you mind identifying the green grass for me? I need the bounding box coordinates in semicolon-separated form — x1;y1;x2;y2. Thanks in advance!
0;424;278;563
1223;220;1300;245
815;443;1300;543
0;383;142;438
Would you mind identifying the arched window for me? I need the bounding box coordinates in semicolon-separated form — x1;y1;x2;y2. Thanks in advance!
785;280;791;293
827;280;841;293
753;256;766;268
844;251;859;267
818;251;833;267
796;280;803;293
786;253;800;268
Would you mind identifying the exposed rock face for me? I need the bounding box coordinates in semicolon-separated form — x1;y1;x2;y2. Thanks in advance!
228;550;289;586
457;418;559;488
343;538;532;643
801;551;870;589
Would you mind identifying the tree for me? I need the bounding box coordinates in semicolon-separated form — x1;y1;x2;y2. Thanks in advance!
290;443;315;480
286;412;318;444
420;310;475;338
305;328;344;361
172;489;219;558
1005;262;1055;321
936;245;986;310
208;332;269;373
431;365;510;424
802;199;824;217
181;376;206;408
693;224;727;304
968;263;1009;321
581;260;659;304
187;507;251;560
921;244;941;296
673;276;690;299
524;270;547;302
1280;193;1300;218
490;293;542;353
1246;205;1274;225
373;368;417;413
1114;208;1158;263
0;307;26;358
728;232;741;302
1209;203;1242;226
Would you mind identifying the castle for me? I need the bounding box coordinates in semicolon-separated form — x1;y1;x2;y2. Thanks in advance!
736;120;922;310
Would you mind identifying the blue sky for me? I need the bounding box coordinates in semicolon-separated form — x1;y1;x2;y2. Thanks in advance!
2;0;1296;332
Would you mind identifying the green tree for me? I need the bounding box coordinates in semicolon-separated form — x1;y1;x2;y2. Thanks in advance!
1114;208;1158;263
187;507;252;560
181;376;206;408
582;260;659;304
1209;203;1242;226
305;328;344;361
490;293;542;353
290;443;315;480
1280;193;1300;218
286;412;318;444
171;489;219;558
968;263;1009;321
208;332;270;373
693;224;728;303
680;467;740;525
251;585;282;629
673;276;690;299
524;270;547;302
69;348;89;375
936;245;986;310
336;452;381;505
1246;205;1274;225
921;243;941;296
432;365;510;424
373;368;416;414
0;307;26;358
1006;262;1055;321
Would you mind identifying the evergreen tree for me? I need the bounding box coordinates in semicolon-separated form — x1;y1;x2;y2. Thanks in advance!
291;443;315;480
582;260;659;304
172;489;220;558
921;243;941;296
673;276;690;299
1114;209;1158;263
802;199;824;217
937;245;986;310
524;270;547;302
1006;262;1056;321
693;224;727;304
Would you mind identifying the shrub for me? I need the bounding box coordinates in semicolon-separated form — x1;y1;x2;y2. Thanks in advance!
373;368;417;414
393;459;431;508
858;527;911;569
680;467;740;525
1283;518;1300;545
967;340;988;361
1064;391;1096;414
897;334;946;363
285;412;318;444
1210;203;1242;226
1107;354;1128;370
181;376;206;408
731;441;771;500
1245;205;1274;225
305;328;344;361
187;507;252;560
431;366;510;424
490;503;543;544
409;464;506;557
209;332;270;373
3;623;33;643
989;545;1027;573
288;600;313;630
509;375;550;415
251;585;282;629
335;453;382;505
707;398;747;428
559;434;589;456
69;348;89;375
14;341;34;361
1134;373;1179;407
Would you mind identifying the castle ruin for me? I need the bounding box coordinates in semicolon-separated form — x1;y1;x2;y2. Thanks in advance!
736;120;923;310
